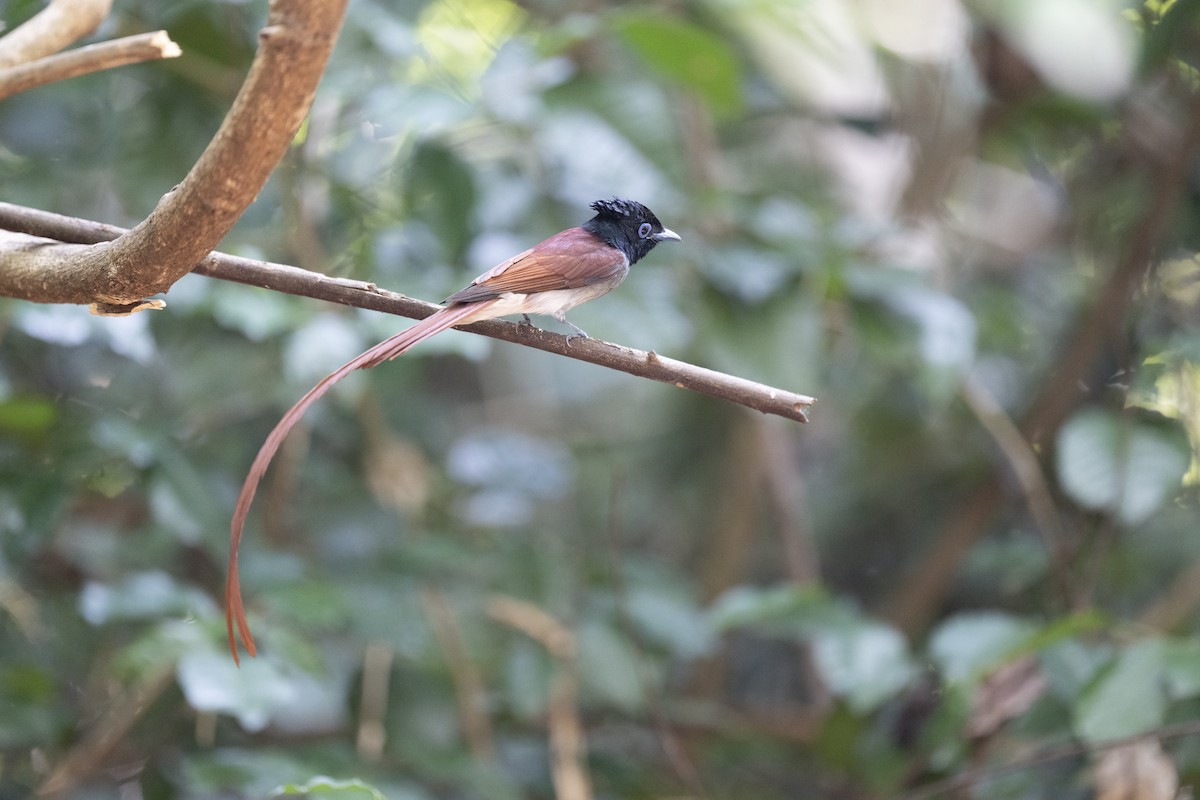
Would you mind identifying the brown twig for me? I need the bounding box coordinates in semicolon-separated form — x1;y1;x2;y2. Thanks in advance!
903;722;1200;800
1139;558;1200;631
0;31;180;101
487;595;574;661
422;589;497;762
0;202;815;422
0;0;113;68
36;667;176;797
0;0;347;310
487;595;591;800
959;374;1074;606
355;641;395;762
0;578;40;639
546;665;592;800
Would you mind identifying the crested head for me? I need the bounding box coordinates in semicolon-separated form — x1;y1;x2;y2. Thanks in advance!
583;197;680;265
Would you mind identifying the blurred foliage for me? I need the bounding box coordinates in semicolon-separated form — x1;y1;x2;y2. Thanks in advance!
3;0;1200;797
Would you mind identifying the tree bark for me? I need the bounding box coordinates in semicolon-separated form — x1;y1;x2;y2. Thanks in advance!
0;0;348;314
0;31;180;101
0;202;816;423
0;0;113;68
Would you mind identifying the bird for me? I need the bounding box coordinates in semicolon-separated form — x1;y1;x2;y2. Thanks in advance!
226;198;680;662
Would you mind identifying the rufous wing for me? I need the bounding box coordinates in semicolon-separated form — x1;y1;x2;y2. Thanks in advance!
446;227;626;304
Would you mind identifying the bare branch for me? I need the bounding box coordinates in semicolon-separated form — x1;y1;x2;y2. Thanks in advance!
488;596;592;800
0;0;113;68
35;667;176;797
355;641;394;761
1139;557;1200;630
422;589;497;762
0;202;816;422
0;31;180;101
959;374;1074;605
0;0;348;308
904;721;1200;800
487;595;575;660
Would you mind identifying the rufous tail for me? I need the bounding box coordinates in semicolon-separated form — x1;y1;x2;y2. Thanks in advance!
225;302;490;663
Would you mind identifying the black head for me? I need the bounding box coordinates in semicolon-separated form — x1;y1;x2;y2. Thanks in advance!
582;198;681;265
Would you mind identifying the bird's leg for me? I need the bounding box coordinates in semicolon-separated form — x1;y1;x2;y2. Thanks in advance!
519;314;536;328
554;311;589;346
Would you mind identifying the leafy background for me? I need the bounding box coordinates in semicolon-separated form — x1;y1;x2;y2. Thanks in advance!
3;0;1200;797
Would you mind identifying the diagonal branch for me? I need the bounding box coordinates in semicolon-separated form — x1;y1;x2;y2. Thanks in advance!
904;720;1200;800
0;0;113;68
0;202;816;423
0;0;348;313
0;31;181;101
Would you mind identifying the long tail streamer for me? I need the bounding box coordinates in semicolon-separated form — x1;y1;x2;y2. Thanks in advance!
225;302;489;663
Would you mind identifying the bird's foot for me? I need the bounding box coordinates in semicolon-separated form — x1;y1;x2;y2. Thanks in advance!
561;320;589;347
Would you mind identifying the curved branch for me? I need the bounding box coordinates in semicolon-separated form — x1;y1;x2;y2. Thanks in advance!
0;202;816;422
0;0;348;308
0;0;112;68
0;31;180;101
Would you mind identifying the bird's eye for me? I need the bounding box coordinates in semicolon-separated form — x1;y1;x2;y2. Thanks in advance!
637;222;653;239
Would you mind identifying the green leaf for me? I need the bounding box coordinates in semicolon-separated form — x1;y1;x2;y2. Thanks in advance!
813;622;917;712
928;612;1038;683
578;621;643;713
710;584;915;710
504;637;551;719
176;650;306;733
884;286;976;375
708;583;851;637
0;395;56;441
179;749;317;799
613;13;743;117
270;776;387;800
625;583;715;658
1139;0;1200;73
210;283;302;342
1163;637;1200;700
284;313;368;386
79;571;216;624
113;620;209;681
1039;638;1112;702
1075;639;1167;743
403;140;477;258
1055;409;1190;525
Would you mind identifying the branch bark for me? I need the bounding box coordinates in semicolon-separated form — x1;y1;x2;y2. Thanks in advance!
0;0;347;313
0;0;113;68
0;31;180;101
0;203;815;422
